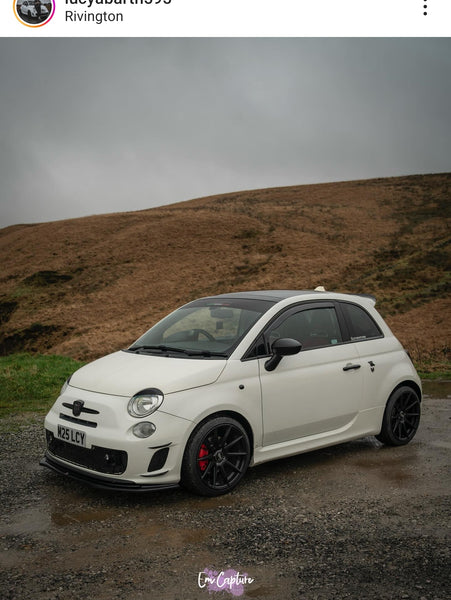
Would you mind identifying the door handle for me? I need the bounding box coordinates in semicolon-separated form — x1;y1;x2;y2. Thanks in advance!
343;363;361;371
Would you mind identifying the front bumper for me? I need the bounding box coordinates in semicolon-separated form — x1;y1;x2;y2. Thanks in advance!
40;454;179;492
42;386;194;490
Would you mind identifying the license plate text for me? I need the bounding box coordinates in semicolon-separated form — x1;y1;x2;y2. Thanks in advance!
57;425;86;447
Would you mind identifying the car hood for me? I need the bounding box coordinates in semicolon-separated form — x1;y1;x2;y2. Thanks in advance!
68;350;227;397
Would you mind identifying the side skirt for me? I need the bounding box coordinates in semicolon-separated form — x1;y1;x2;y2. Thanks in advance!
251;407;383;466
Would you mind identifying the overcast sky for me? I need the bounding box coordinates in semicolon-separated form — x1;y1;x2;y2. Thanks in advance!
0;38;450;228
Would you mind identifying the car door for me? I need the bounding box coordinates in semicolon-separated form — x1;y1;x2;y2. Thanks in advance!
338;300;392;409
257;302;364;446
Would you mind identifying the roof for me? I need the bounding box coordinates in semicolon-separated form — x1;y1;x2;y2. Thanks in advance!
211;290;320;301
204;290;377;304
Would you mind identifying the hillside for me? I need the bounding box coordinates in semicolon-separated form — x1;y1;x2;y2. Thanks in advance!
0;173;450;372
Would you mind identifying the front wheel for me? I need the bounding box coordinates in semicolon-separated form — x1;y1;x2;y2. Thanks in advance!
181;416;251;496
376;386;421;446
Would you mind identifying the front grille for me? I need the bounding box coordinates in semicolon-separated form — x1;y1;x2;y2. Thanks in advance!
60;401;99;428
46;430;128;475
59;413;97;428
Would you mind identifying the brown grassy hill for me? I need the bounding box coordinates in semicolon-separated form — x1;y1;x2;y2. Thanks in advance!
0;173;450;372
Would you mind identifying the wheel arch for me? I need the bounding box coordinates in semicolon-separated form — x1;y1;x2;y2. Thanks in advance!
187;410;254;459
376;380;422;446
390;379;422;402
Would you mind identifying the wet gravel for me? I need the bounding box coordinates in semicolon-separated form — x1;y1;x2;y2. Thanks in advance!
0;383;450;600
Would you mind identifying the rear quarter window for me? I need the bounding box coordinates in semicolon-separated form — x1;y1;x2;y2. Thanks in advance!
340;302;382;341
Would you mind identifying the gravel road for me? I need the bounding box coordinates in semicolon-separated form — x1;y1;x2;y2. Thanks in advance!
1;382;450;600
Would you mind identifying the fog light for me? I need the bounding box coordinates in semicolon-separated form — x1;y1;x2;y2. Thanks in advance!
132;422;156;438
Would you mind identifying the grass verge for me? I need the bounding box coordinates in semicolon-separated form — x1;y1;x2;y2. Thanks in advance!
0;353;84;418
418;370;451;381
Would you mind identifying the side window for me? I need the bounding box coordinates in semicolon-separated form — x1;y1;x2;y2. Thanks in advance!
340;303;382;341
267;307;343;350
245;334;267;359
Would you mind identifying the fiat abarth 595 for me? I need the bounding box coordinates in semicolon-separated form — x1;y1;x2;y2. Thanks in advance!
41;289;421;496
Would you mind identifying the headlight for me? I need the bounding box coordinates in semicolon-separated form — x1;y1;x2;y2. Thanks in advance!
60;376;72;395
128;388;164;418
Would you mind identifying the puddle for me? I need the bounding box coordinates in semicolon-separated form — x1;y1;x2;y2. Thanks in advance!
177;494;236;511
352;452;412;469
123;518;211;547
0;503;120;535
0;507;51;535
350;449;418;484
422;380;451;399
51;508;117;526
430;440;451;450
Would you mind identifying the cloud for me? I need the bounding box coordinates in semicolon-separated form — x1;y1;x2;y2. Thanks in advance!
0;38;450;227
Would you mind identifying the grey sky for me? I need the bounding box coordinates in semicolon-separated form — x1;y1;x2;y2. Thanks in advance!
0;38;450;228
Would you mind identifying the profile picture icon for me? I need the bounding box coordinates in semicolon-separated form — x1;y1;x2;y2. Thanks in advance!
14;0;55;27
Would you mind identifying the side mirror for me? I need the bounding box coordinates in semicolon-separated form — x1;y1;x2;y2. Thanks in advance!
264;338;302;372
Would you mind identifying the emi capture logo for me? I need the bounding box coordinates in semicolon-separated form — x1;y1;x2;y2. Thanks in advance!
198;569;254;596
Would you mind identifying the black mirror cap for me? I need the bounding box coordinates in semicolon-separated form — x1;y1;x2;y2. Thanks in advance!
272;338;302;356
265;338;302;371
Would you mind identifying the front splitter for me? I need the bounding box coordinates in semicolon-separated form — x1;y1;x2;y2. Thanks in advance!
40;454;180;493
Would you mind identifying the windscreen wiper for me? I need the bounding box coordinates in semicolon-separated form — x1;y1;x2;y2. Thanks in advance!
188;350;228;357
127;345;227;357
128;344;188;354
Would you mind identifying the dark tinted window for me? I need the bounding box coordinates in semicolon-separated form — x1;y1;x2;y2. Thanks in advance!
340;302;382;341
267;307;343;350
245;334;267;359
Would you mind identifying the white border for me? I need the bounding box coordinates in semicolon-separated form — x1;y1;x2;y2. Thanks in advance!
2;0;451;37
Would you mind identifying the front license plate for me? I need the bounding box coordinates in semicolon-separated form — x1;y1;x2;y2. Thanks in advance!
57;424;87;448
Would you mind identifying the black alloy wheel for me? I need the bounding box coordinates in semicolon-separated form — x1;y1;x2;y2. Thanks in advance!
376;386;421;446
181;416;251;496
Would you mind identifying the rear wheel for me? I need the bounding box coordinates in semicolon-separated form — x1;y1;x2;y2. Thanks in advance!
181;416;251;496
376;386;421;446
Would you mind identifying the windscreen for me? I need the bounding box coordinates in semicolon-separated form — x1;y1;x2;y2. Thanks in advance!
130;297;275;357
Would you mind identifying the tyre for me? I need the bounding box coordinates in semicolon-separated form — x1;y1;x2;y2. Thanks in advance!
181;416;251;496
376;386;421;446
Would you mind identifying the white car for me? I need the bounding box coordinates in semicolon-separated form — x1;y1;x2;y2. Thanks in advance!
41;290;422;496
20;1;49;18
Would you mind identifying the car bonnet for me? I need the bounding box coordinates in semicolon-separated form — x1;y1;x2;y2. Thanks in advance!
68;350;228;397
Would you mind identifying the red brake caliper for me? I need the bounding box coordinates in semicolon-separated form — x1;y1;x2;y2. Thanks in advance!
198;443;209;471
